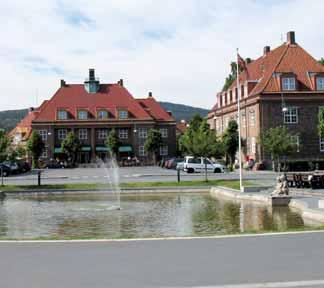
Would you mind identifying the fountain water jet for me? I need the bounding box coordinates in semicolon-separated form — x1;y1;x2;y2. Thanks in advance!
96;153;121;210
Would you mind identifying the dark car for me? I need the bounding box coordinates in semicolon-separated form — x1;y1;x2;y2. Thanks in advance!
3;161;20;174
0;164;11;177
17;161;31;173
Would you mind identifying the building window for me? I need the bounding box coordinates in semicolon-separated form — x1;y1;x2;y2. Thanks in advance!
249;110;255;127
118;110;128;119
138;128;148;139
98;129;108;140
160;128;168;138
284;107;298;124
215;118;221;133
139;145;147;156
282;77;296;91
78;110;88;120
316;77;324;90
251;137;256;154
242;112;246;128
57;129;67;140
78;129;88;140
119;129;128;139
57;110;68;120
160;145;168;156
97;110;109;119
41;146;48;158
320;137;324;152
38;130;47;141
291;135;300;152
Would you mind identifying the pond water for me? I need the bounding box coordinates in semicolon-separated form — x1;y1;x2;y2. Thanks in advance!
0;193;314;239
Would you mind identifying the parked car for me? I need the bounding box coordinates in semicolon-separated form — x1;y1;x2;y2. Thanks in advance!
176;161;184;171
3;161;20;174
183;156;225;173
17;161;31;173
0;163;11;177
167;158;184;170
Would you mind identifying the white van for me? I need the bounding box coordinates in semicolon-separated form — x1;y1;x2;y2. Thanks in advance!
183;156;225;173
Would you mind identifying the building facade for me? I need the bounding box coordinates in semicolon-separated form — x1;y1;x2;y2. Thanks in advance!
12;69;176;164
208;31;324;168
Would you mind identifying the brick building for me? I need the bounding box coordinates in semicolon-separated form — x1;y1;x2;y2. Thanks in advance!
207;31;324;168
11;69;176;164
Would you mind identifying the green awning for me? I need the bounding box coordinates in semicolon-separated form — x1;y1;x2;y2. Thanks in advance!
81;146;91;152
96;146;110;152
118;145;132;152
54;147;63;153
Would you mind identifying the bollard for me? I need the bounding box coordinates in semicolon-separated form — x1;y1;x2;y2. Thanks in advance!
38;170;41;186
177;168;180;183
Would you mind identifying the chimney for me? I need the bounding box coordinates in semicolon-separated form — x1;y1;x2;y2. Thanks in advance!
118;79;124;87
167;111;172;116
60;79;66;87
29;107;34;112
263;46;270;55
89;68;95;81
148;91;153;97
287;31;296;45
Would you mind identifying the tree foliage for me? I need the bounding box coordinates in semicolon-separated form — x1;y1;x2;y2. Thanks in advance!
0;130;10;162
260;126;297;171
61;132;80;166
144;129;162;164
222;120;239;166
27;131;45;168
222;60;250;91
318;107;324;138
105;129;119;156
318;58;324;66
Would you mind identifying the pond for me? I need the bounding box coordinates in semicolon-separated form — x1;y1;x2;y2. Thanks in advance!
0;193;314;240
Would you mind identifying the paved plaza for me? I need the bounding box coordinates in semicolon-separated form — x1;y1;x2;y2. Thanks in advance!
1;232;324;288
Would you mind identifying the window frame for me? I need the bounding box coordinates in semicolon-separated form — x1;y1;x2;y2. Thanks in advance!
41;146;48;158
159;145;168;156
78;128;88;140
77;110;88;120
57;129;67;140
118;110;128;119
291;135;300;152
139;145;147;156
249;110;255;127
316;76;324;91
283;107;298;124
282;77;296;91
57;110;68;120
97;110;109;119
138;128;148;139
160;128;168;138
98;129;108;140
38;130;47;141
320;137;324;152
118;129;128;139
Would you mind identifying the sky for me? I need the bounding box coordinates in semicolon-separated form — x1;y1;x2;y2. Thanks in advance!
1;0;324;110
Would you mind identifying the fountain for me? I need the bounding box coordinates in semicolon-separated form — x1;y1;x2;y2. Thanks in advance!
96;154;121;210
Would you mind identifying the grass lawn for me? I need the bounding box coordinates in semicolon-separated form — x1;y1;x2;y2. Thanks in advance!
0;179;253;192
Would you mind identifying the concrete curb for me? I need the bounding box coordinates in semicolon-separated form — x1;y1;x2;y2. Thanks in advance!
2;186;211;196
210;186;324;224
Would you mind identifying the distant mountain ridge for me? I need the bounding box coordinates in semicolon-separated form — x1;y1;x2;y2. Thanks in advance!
0;102;209;132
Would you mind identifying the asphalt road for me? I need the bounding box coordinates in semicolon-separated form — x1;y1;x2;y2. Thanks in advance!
2;166;277;186
1;232;324;288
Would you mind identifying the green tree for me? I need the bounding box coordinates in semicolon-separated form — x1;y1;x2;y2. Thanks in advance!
222;61;246;91
27;131;45;168
318;58;324;66
105;129;120;157
16;145;27;159
181;119;223;181
61;132;80;167
0;130;9;162
260;126;297;171
144;129;162;165
318;107;324;138
222;120;239;168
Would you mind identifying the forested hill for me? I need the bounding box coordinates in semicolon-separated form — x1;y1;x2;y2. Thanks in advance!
0;102;209;131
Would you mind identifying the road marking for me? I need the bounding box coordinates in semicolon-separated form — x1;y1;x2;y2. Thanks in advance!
172;279;324;287
0;230;324;243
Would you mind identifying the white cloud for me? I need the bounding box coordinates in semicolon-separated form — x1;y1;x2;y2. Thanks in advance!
0;0;324;110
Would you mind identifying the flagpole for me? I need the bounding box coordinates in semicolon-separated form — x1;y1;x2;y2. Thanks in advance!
236;48;243;192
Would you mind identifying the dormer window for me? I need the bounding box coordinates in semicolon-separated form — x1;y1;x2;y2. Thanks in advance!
57;109;68;120
97;110;108;119
78;110;88;120
282;77;296;91
316;77;324;90
118;110;128;119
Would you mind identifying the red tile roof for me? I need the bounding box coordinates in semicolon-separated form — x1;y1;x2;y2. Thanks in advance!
136;97;174;121
214;37;324;112
34;84;156;121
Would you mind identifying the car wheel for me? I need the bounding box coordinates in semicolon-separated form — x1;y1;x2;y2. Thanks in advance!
187;168;194;173
214;168;221;173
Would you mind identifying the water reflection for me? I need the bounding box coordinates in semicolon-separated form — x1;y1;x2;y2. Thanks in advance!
0;193;314;239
